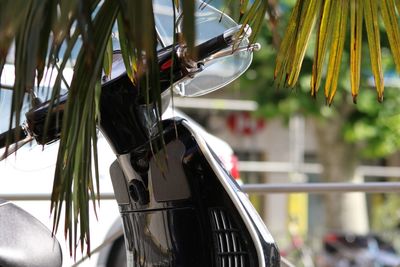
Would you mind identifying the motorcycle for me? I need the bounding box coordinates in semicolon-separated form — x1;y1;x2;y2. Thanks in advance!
0;1;280;266
318;233;400;267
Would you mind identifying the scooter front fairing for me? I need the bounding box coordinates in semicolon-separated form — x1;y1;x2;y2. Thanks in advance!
109;117;280;267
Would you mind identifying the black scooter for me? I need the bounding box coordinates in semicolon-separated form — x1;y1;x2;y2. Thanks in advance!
0;1;280;266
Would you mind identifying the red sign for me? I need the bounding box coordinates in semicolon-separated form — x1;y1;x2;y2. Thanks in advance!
227;112;265;136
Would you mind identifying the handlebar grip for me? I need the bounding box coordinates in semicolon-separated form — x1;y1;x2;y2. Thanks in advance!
195;33;230;61
0;126;27;149
194;25;247;61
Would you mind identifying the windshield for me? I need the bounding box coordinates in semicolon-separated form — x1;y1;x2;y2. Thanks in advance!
153;0;253;97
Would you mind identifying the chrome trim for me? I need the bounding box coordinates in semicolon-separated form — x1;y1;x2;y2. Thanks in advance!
117;154;144;184
182;120;266;267
156;27;166;48
237;191;275;243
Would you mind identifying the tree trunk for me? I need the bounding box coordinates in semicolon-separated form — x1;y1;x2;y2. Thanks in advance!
313;116;369;234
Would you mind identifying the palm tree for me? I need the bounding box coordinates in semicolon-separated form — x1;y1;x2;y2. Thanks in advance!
0;0;399;257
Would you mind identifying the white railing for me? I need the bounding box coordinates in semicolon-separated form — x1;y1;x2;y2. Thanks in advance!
2;161;400;200
3;181;400;201
238;161;400;193
238;161;400;178
241;182;400;194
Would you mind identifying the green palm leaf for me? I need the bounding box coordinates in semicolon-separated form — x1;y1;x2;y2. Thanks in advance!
274;0;320;88
51;1;118;258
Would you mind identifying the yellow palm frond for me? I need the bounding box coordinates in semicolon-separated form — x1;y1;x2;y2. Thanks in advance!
275;0;400;103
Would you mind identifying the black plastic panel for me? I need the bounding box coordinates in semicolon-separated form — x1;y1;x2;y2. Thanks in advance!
112;120;282;266
122;208;208;267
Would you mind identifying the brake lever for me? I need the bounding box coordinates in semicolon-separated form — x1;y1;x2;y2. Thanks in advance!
181;42;261;78
200;43;261;63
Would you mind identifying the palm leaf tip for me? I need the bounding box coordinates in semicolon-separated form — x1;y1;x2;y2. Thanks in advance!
352;94;358;104
364;0;384;103
349;0;363;106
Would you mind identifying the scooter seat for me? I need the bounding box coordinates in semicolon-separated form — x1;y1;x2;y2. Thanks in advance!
0;199;62;267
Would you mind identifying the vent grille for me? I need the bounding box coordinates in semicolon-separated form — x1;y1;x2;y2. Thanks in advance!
210;208;249;267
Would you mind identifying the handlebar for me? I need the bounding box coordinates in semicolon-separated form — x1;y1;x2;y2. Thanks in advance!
24;94;67;145
193;24;252;62
195;33;231;61
0;126;28;149
1;24;258;153
0;95;65;160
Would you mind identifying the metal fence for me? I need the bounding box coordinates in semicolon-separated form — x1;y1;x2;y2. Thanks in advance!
239;161;400;194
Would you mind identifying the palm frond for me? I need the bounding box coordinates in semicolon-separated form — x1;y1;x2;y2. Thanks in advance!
51;0;119;258
275;0;400;103
1;0;198;258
